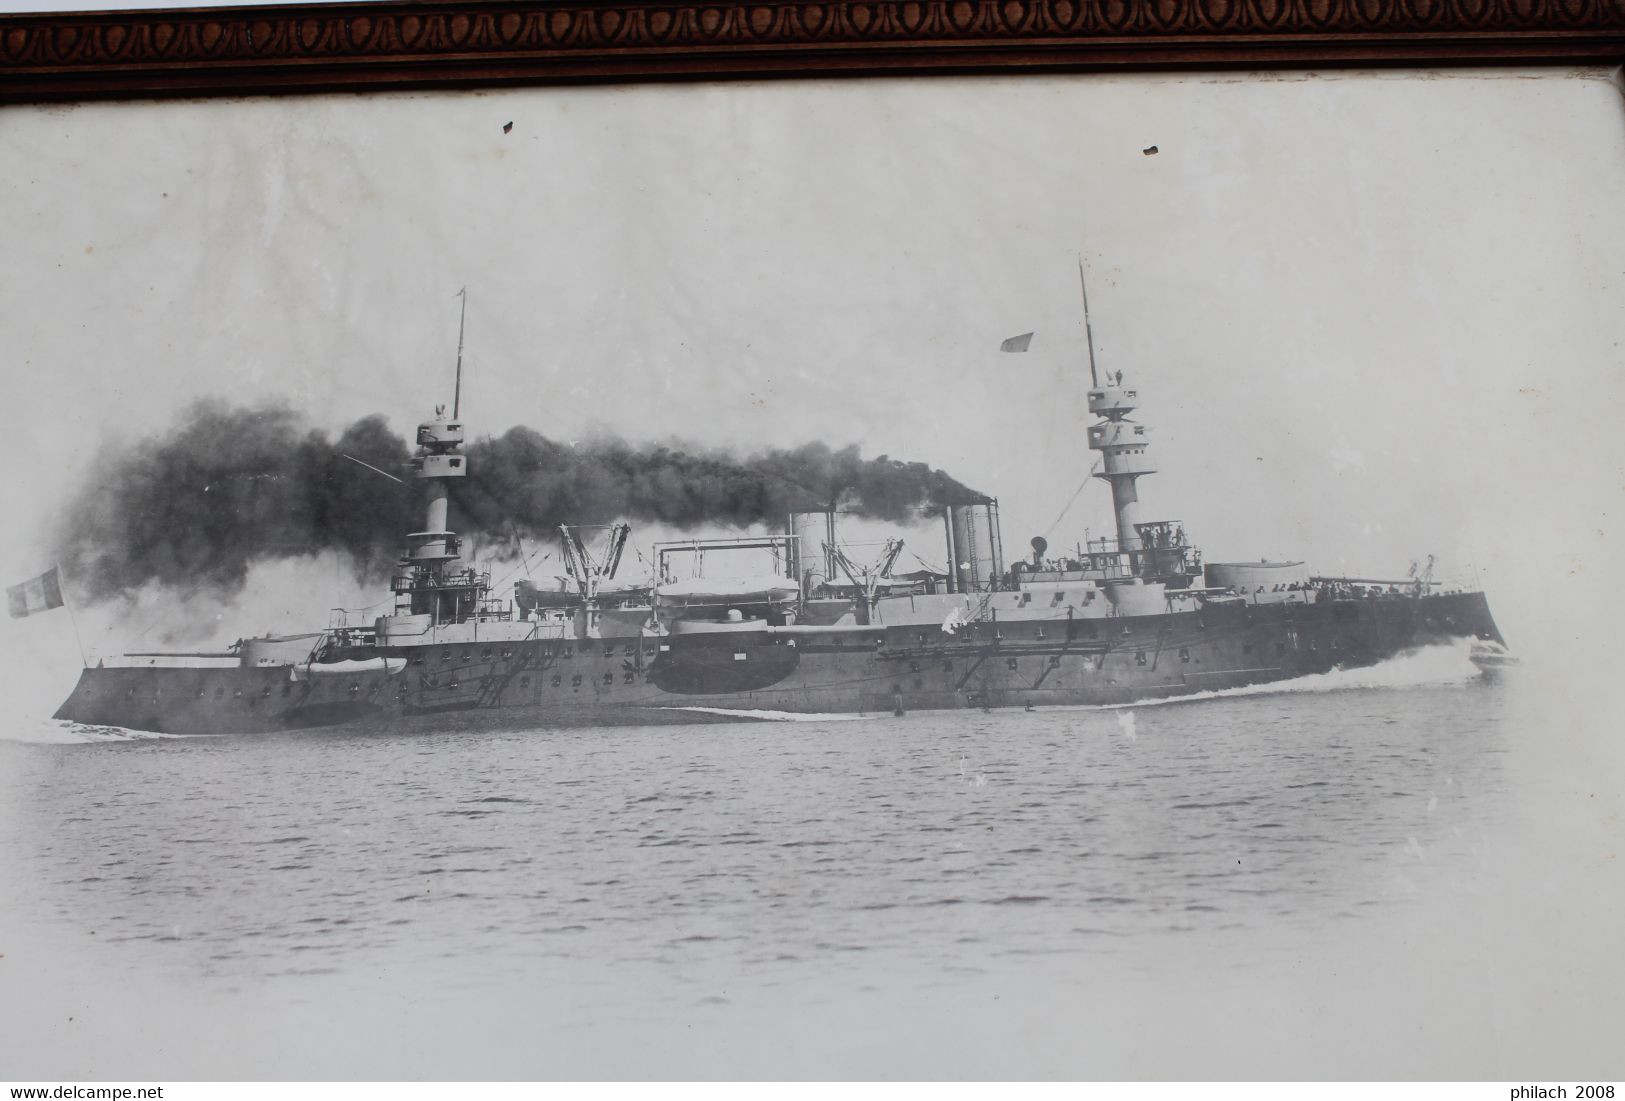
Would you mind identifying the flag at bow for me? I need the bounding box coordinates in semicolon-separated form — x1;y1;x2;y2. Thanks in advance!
8;566;65;619
999;332;1034;353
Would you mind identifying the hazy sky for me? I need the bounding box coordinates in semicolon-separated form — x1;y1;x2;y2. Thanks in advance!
2;68;1623;695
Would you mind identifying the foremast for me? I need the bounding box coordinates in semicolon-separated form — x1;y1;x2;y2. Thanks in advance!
1076;262;1198;586
1086;374;1154;555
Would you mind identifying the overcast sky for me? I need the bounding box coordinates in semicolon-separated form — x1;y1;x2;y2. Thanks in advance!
2;68;1623;693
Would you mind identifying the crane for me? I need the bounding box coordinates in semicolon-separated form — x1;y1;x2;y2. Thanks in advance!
558;523;630;604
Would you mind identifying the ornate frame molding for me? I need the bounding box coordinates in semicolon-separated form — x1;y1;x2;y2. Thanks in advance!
3;0;1624;102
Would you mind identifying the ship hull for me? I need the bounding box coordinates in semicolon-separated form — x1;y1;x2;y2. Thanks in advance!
54;590;1503;735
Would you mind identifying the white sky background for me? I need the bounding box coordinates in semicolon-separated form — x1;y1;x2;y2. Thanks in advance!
3;69;1624;681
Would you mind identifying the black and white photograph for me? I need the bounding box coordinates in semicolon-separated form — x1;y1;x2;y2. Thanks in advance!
1;43;1623;1083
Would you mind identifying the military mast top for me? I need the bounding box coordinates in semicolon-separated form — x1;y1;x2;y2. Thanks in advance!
389;289;489;629
1087;369;1156;557
1079;258;1155;561
1075;262;1197;585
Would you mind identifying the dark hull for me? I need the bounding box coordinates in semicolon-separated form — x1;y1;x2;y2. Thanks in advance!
54;590;1504;735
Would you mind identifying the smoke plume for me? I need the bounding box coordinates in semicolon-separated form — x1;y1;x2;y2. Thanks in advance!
56;403;985;602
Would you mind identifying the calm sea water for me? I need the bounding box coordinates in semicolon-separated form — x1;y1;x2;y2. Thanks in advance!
1;644;1618;1080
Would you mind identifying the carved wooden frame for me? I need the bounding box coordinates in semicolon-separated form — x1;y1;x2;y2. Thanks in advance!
2;0;1623;103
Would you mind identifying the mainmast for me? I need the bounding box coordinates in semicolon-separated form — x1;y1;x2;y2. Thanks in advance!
390;292;482;630
452;286;467;420
397;407;470;621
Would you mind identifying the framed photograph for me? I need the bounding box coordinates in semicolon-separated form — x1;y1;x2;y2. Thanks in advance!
2;0;1622;1084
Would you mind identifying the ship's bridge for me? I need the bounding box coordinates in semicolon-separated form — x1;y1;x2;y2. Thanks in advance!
1055;522;1203;584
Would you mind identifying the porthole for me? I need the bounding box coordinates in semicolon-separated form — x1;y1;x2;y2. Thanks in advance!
349;683;361;694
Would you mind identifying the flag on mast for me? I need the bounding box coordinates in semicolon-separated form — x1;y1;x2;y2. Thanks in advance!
999;332;1034;353
8;566;65;618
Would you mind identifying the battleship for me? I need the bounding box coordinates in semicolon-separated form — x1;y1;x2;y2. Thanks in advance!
52;315;1506;735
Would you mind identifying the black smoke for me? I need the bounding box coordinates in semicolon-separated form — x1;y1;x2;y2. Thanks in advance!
56;403;985;602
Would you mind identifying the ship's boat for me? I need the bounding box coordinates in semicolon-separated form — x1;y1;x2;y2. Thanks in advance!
50;304;1508;735
515;577;651;613
292;656;408;679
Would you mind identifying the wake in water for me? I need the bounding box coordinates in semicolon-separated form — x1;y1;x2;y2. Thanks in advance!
658;706;869;723
2;717;205;745
1083;638;1489;712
